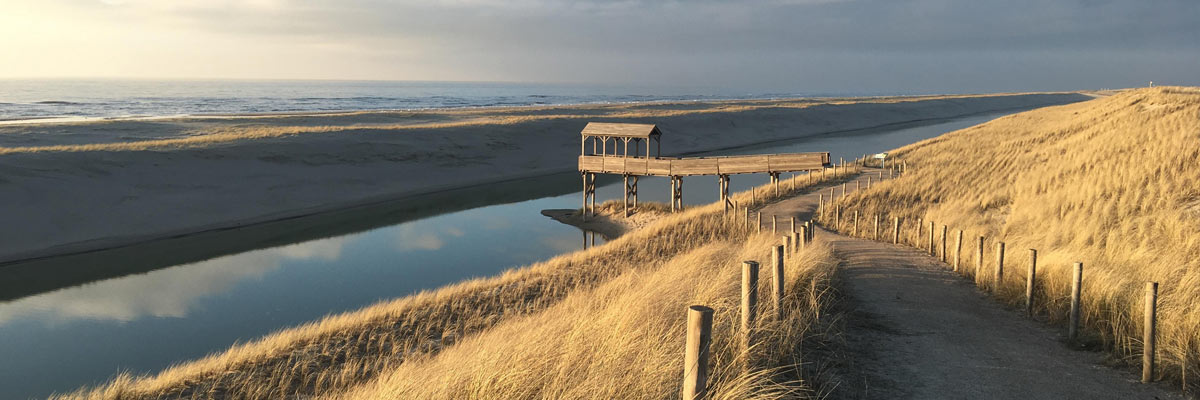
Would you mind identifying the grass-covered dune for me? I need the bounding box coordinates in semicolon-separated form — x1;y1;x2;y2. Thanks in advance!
832;87;1200;389
60;167;856;399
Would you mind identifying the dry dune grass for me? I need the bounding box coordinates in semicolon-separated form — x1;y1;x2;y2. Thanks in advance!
827;87;1200;390
330;229;837;399
58;164;854;399
3;92;1056;155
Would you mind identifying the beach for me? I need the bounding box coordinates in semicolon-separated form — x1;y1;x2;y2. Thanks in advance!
0;93;1089;264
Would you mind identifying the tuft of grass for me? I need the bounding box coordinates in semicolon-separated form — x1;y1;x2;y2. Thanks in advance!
827;86;1200;390
58;163;856;399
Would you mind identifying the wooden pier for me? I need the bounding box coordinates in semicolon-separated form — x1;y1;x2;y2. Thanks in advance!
578;122;831;217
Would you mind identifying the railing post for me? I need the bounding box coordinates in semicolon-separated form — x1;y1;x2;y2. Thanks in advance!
976;236;985;278
683;305;714;400
940;225;948;263
741;261;759;352
928;221;935;256
1026;249;1037;316
994;242;1006;291
954;230;963;272
1143;281;1158;383
1069;262;1083;341
892;217;900;244
874;214;880;241
772;246;785;320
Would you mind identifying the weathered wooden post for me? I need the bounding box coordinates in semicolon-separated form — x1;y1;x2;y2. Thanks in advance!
772;215;778;234
782;235;792;258
790;216;797;234
683;305;714;400
744;207;751;228
940;225;948;263
856;180;861;193
893;217;900;244
874;214;880;240
1069;262;1083;341
976;236;985;278
954;230;964;272
772;245;785;320
853;210;859;237
741;261;759;351
927;221;935;256
994;242;1006;291
867;177;872;189
756;212;762;233
1144;281;1158;383
792;231;802;253
835;205;842;231
1026;249;1037;316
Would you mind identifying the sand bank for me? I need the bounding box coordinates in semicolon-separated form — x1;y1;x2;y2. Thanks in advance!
0;92;1090;263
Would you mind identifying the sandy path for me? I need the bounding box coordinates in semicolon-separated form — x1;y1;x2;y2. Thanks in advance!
758;170;1180;399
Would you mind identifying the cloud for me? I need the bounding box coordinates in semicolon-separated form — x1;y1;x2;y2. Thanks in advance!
2;0;1198;91
0;236;349;325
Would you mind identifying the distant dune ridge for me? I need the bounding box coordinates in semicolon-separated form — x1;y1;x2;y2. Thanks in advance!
834;87;1200;389
0;92;1086;263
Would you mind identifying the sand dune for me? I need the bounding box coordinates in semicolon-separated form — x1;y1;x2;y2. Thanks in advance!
0;92;1088;263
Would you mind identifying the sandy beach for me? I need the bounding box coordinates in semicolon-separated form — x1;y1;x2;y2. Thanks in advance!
0;93;1088;264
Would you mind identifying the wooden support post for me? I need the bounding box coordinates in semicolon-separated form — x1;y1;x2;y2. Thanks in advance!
954;230;964;272
841;183;847;199
744;207;750;228
772;245;785;320
893;217;900;244
994;242;1005;290
741;261;759;351
853;210;859;237
867;177;872;189
835;205;842;231
670;176;678;213
623;174;631;218
1144;281;1158;383
772;215;778;234
792;231;802;252
1026;249;1037;316
772;173;780;197
976;236;985;278
940;225;948;263
928;221;935;256
683;305;713;400
874;214;880;240
756;212;762;233
1069;262;1083;341
790;216;797;234
631;175;638;207
781;236;791;259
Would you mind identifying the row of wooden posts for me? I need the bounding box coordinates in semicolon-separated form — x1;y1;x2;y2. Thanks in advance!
682;156;907;398
816;172;1162;385
682;218;815;399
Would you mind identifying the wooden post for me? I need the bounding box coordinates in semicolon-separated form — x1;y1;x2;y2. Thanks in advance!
741;261;759;351
954;230;963;272
793;231;802;252
756;212;762;233
790;216;797;234
744;207;750;228
623;174;631;217
928;221;935;256
1069;262;1083;341
994;242;1005;290
892;217;900;244
976;236;985;278
772;245;785;320
1026;249;1037;316
781;235;791;258
940;225;948;263
853;210;859;237
1144;281;1158;383
867;177;872;189
683;305;714;400
873;214;880;240
772;215;778;234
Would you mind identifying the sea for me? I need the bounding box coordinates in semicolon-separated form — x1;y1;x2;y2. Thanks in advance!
0;79;880;123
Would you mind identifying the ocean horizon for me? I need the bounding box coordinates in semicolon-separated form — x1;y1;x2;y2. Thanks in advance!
0;79;913;123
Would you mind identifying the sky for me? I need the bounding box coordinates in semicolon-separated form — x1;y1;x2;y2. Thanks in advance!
0;0;1197;93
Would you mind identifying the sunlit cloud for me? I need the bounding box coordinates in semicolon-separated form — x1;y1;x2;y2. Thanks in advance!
0;236;349;325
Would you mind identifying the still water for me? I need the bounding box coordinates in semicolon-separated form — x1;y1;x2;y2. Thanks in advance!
0;112;1007;399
